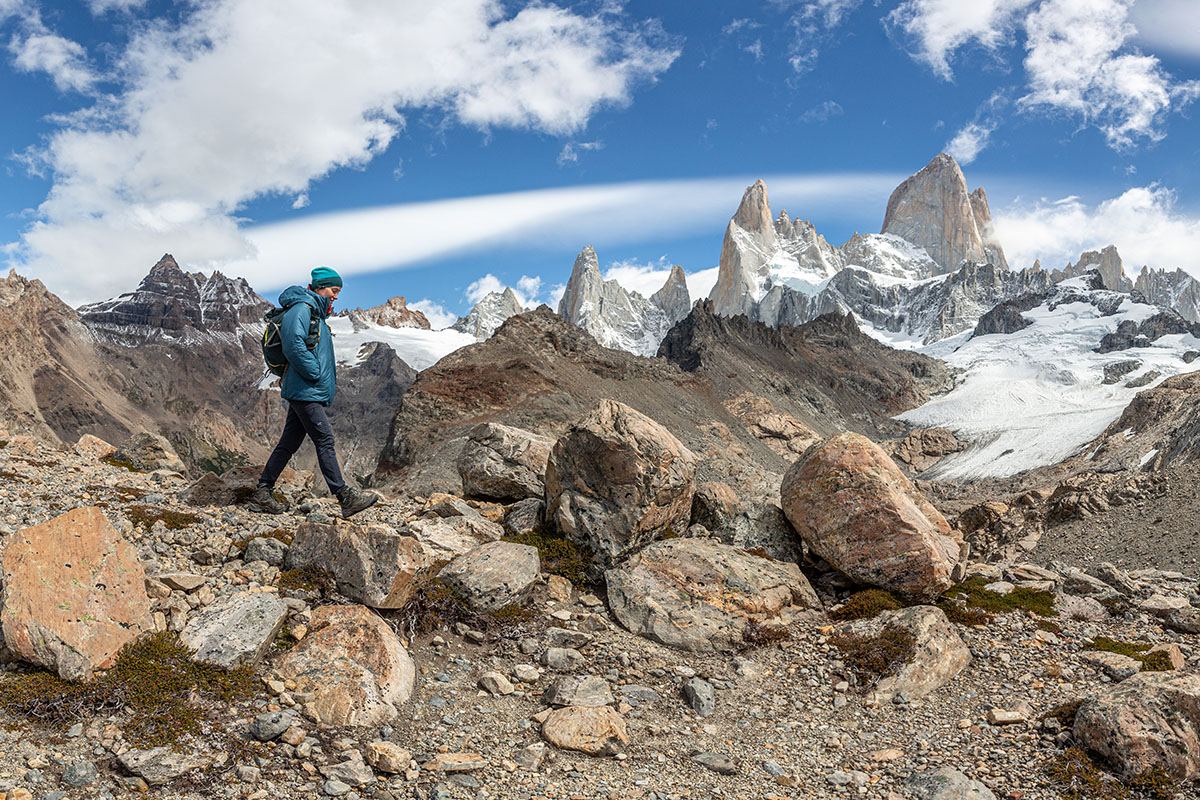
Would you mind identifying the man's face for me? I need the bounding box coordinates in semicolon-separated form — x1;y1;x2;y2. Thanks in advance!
314;286;341;301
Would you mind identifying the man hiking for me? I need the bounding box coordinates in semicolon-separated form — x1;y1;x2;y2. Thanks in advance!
249;266;378;519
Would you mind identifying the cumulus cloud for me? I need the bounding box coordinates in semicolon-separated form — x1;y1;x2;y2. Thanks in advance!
945;92;1008;163
291;193;310;210
516;275;542;298
1130;0;1200;61
889;0;1199;150
602;256;719;302
408;299;458;330
5;0;681;301
993;184;1200;277
463;271;551;309
8;23;99;92
85;0;150;13
465;273;505;304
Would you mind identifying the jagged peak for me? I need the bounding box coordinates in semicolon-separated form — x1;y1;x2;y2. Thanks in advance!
732;179;773;233
150;253;181;273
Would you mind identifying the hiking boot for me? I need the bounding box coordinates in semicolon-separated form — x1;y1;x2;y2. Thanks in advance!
248;486;288;515
339;487;379;519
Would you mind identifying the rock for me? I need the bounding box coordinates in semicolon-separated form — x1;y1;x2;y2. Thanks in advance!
1149;643;1186;671
503;498;544;537
780;432;962;601
429;753;487;772
1165;607;1200;634
545;399;698;569
322;779;351;797
1082;650;1142;680
366;742;412;774
514;664;540;683
249;711;296;742
543;647;585;671
541;705;629;756
221;465;313;506
180;592;288;669
692;752;737;775
904;766;996;800
244;536;287;566
1139;594;1190;617
543;676;614;707
457;423;554;501
352;295;430;329
512;742;546;771
546;627;592;648
683;678;716;717
160;572;206;592
886;428;964;472
320;754;375;786
278;604;415;727
1074;672;1200;780
117;748;210;786
403;517;497;562
112;431;187;473
451;287;525;340
74;434;116;460
834;605;970;704
285;521;425;609
1056;594;1108;622
606;538;822;654
177;471;236;507
61;760;98;787
0;507;152;681
986;708;1026;725
692;484;803;563
437;541;540;611
479;671;515;696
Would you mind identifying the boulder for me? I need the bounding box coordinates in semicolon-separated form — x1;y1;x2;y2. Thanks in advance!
117;748;211;786
177;472;236;507
543;676;614;707
111;431;187;474
403;517;489;562
1074;672;1200;780
285;521;425;609
504;498;545;537
1165;606;1200;634
605;538;822;654
438;541;541;611
545;400;698;569
457;422;554;501
0;507;152;681
541;705;628;756
1081;650;1142;681
74;433;116;460
366;742;412;774
834;605;970;704
780;432;962;601
278;604;415;728
691;483;802;562
905;766;996;800
179;592;289;668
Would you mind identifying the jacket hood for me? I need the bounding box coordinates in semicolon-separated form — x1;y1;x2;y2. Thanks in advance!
279;285;331;318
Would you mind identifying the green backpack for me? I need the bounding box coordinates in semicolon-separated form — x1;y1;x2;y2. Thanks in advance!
261;304;321;377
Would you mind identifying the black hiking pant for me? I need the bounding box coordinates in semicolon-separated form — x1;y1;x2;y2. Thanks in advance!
258;400;347;497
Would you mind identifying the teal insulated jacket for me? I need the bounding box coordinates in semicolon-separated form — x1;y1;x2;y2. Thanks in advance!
278;285;336;405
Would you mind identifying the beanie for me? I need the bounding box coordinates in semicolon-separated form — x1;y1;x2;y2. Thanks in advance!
310;266;343;289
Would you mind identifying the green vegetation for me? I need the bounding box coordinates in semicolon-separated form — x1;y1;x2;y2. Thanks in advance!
0;632;257;747
277;566;337;598
125;505;201;531
101;455;138;472
945;576;1058;618
1045;747;1177;800
196;444;248;476
393;579;539;642
740;620;790;649
830;589;905;621
1087;637;1175;672
504;523;593;589
164;396;199;416
233;527;295;551
828;623;917;687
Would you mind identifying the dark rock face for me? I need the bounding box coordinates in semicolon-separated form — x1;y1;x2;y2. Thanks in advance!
1102;360;1142;385
972;298;1038;337
1052;245;1132;293
79;254;271;344
1096;312;1200;354
1086;372;1200;470
1135;266;1200;324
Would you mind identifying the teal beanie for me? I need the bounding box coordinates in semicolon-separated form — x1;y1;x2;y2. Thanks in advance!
310;266;342;289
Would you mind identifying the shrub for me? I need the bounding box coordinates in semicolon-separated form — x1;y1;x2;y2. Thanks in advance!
125;505;200;531
829;589;905;621
829;623;916;687
945;576;1057;618
1087;637;1174;672
505;523;593;589
740;621;790;649
1045;747;1177;800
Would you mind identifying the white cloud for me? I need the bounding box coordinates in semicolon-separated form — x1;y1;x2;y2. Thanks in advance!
6;0;680;301
783;0;865;73
744;39;764;61
887;0;1035;80
462;271;549;309
8;28;99;92
408;298;458;330
556;139;604;166
1130;0;1200;61
291;193;310;210
721;18;759;35
465;273;505;304
546;282;567;311
516;275;542;298
993;184;1200;277
945;92;1007;163
601;257;718;303
800;100;843;123
85;0;149;13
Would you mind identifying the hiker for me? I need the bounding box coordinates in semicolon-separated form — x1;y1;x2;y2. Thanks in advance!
249;266;378;519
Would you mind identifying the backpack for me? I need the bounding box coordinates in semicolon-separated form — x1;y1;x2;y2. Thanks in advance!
262;303;321;377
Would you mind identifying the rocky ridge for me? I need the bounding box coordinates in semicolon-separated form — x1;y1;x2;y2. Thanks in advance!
451;288;525;340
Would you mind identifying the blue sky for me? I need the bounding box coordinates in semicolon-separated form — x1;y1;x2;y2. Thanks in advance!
2;0;1199;325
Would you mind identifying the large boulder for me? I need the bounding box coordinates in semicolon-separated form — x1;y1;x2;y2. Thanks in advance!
285;521;425;609
74;433;116;460
0;507;153;681
905;767;996;800
541;706;628;756
278;604;415;728
691;483;802;563
1074;672;1200;780
179;592;289;668
111;431;187;474
438;541;541;611
545;400;698;569
833;605;970;704
781;433;962;601
605;538;822;654
402;517;491;563
457;423;554;502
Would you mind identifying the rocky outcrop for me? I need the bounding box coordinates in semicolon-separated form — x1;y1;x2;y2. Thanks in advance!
1084;372;1200;471
0;507;152;681
541;706;628;756
710;180;778;318
1095;311;1199;354
649;264;692;325
457;422;553;501
605;538;822;653
1052;245;1132;292
557;246;675;357
545;400;698;568
451;288;525;340
349;296;430;330
1136;266;1200;323
690;482;802;563
905;767;996;800
79;254;271;343
780;433;963;601
887;428;965;473
285;521;426;609
112;431;187;474
277;604;415;727
880;152;1007;274
437;541;541;611
834;605;971;703
1074;671;1200;780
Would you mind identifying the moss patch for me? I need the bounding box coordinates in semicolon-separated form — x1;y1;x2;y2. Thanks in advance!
101;455;138;472
1087;637;1174;672
233;527;295;551
1045;747;1177;800
0;631;257;748
277;566;336;598
830;590;906;621
945;576;1057;618
936;601;994;626
504;523;593;590
829;623;917;687
740;620;790;649
125;505;201;531
392;579;541;642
